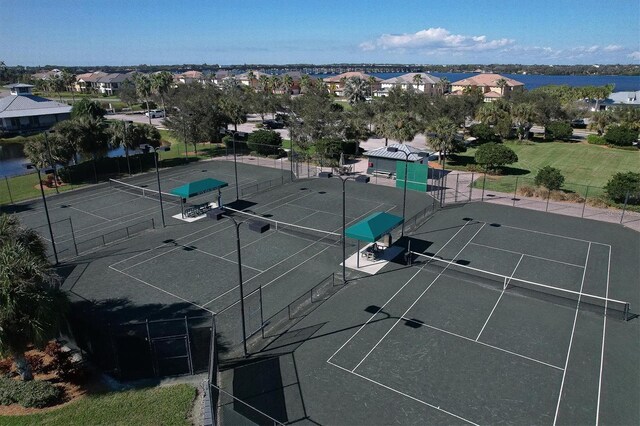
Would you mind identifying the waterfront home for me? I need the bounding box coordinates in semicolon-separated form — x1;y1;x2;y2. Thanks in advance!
0;84;71;133
378;72;441;97
450;73;524;101
324;71;382;96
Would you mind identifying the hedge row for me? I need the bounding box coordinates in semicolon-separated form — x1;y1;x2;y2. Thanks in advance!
0;376;62;408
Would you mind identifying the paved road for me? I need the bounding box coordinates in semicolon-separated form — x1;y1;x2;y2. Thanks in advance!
107;112;166;128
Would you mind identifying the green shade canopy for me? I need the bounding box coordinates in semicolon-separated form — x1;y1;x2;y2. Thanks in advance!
169;178;228;198
345;212;404;243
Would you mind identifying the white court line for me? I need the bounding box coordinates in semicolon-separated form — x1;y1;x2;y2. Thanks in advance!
326;220;475;364
595;245;612;425
553;242;591;425
351;224;486;372
108;266;213;314
469;242;585;268
62;205;109;220
188;246;264;273
327;360;479;425
476;253;525;341
205;202;390;310
108;188;316;269
401;317;564;371
497;223;610;247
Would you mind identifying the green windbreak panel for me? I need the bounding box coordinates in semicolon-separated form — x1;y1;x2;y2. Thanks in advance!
169;178;228;198
396;162;428;192
345;212;404;243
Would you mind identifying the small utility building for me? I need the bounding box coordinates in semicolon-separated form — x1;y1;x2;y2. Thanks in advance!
365;143;430;176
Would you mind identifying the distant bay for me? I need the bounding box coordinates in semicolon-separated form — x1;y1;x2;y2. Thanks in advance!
312;72;640;91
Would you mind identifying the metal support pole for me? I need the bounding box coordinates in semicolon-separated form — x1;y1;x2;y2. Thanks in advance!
513;176;519;207
342;179;347;284
68;217;79;256
620;191;630;224
401;158;408;237
233;135;239;200
43;131;59;194
581;186;590;218
233;219;248;357
481;174;487;202
455;174;459;202
469;172;474;202
145;319;158;377
154;151;166;228
184;316;194;375
37;168;58;265
4;176;13;204
545;189;550;212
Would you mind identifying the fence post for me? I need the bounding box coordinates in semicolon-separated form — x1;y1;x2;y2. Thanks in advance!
513;176;519;207
581;186;590;218
481;174;487;202
145;319;158;377
545;188;551;212
259;285;264;334
68;217;79;256
454;174;459;202
101;234;106;246
184;316;194;375
4;176;14;204
469;172;474;202
152;218;156;229
620;191;630;224
107;323;123;379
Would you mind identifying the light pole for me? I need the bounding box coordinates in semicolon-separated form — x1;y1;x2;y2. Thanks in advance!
123;120;133;175
212;211;269;357
387;146;410;237
140;144;171;227
220;128;247;201
25;163;58;265
42;130;59;194
319;167;369;284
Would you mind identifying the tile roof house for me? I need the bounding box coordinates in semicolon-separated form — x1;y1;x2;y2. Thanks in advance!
379;73;442;96
0;84;71;133
324;71;382;96
450;73;524;102
235;70;272;90
175;70;205;84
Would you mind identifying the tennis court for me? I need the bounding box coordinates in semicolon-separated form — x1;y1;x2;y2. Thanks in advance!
227;202;639;425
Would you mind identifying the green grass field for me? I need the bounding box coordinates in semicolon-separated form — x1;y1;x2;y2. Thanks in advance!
0;173;85;205
448;141;640;194
1;384;195;426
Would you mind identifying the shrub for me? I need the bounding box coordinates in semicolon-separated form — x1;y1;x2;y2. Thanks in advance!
604;172;640;203
247;130;282;155
474;143;518;172
469;123;497;143
587;196;610;208
534;166;565;190
549;190;567;201
545;121;573;141
565;193;586;203
604;124;639;147
587;134;607;145
0;376;62;408
25;354;46;375
45;341;89;383
518;186;535;197
534;187;550;199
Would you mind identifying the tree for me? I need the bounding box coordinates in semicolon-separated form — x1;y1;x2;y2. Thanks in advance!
61;69;76;102
426;117;458;167
220;84;248;132
281;74;294;96
511;103;536;140
496;78;508;96
300;74;311;94
118;79;138;110
475;101;509;126
436;77;449;96
412;74;423;92
133;73;153;124
589;110;615;135
604;124;638;146
535;166;565;190
367;76;377;98
343;77;369;105
151;71;174;117
247;129;282;155
70;98;106;120
23;133;75;173
544;121;573;141
107;121;135;175
56;116;109;181
604;172;640;203
474;143;518;172
469;123;498;144
0;214;69;381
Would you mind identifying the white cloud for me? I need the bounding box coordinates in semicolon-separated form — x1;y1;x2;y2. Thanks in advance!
603;44;622;52
628;51;640;60
361;27;513;53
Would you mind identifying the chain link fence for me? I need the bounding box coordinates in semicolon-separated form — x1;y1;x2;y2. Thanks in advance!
439;171;640;227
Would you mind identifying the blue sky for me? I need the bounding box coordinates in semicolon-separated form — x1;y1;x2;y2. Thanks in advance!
1;0;639;66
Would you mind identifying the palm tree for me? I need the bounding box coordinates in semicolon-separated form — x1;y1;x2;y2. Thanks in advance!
511;103;536;140
246;70;256;89
133;73;153;124
412;74;423;92
436;77;449;96
427;117;458;168
367;76;377;98
343;77;369;105
151;71;173;117
0;214;69;381
379;111;419;145
281;74;294;96
61;69;76;103
496;78;508;97
108;120;134;175
300;74;311;94
258;74;271;93
476;102;507;126
589;110;615;135
269;75;281;94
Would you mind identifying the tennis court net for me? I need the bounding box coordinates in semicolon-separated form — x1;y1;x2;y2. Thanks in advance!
409;251;632;320
225;207;342;245
109;179;182;205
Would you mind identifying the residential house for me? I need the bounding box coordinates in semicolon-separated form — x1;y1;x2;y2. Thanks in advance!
213;70;234;86
74;71;107;93
365;143;430;176
31;69;63;81
608;91;640;108
235;70;272;90
324;71;382;97
377;73;441;97
450;73;524;102
174;70;204;85
0;84;71;133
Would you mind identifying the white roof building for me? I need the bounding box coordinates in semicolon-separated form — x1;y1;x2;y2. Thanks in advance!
0;84;72;133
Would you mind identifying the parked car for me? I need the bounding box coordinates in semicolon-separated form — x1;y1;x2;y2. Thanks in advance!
262;119;284;129
570;119;586;129
145;109;165;118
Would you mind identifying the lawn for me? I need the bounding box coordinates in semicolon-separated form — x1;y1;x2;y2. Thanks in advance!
448;140;640;193
1;383;196;426
1;173;85;205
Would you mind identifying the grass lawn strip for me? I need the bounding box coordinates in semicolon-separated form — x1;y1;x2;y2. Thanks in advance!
1;383;196;426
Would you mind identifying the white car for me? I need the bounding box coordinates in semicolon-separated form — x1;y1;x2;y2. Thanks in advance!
145;109;165;118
